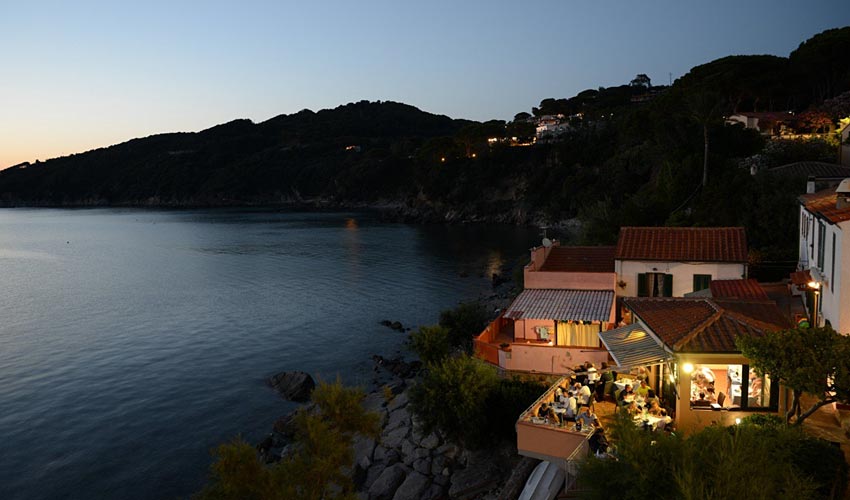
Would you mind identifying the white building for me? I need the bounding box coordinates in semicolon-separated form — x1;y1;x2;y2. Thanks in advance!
797;179;850;333
614;227;749;298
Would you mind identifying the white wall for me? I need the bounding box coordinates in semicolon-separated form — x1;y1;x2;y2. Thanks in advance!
615;260;746;297
799;204;850;334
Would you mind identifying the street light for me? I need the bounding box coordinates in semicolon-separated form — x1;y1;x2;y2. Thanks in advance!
807;280;820;327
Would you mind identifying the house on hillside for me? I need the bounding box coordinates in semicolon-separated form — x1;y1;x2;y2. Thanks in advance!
727;111;794;136
474;243;617;373
600;292;792;431
797;179;850;333
614;227;749;298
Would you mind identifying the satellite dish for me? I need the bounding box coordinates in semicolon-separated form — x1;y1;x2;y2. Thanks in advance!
542;238;553;248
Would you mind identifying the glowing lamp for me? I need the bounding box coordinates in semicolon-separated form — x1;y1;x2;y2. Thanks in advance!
735;418;742;425
808;281;820;290
682;363;694;374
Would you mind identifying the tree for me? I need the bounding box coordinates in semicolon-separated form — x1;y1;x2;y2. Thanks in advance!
685;91;728;186
409;325;452;365
196;379;380;500
630;73;651;89
513;112;532;122
438;301;490;354
737;325;850;425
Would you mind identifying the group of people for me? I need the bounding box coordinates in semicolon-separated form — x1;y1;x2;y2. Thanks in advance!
535;372;601;430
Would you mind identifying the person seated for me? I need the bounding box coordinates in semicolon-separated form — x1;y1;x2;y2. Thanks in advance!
536;402;560;424
692;392;711;407
617;384;634;406
635;379;650;398
626;401;640;417
576;382;593;407
648;400;664;416
706;386;718;403
576;407;599;429
563;390;578;421
588;428;609;455
644;389;659;406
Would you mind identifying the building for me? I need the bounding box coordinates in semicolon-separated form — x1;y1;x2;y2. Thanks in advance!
797;179;850;333
474;243;616;373
614;227;749;298
726;111;794;136
601;290;792;431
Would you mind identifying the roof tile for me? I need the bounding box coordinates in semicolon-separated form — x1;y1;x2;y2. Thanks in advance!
539;246;616;273
504;289;613;322
615;227;748;262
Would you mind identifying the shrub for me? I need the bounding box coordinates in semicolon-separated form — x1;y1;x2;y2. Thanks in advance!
409;325;452;365
439;302;490;354
409;355;499;448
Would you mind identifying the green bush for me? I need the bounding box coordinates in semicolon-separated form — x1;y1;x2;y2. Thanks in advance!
439;302;491;354
409;325;452;365
409;355;499;448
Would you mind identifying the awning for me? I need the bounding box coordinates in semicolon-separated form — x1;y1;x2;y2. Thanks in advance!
503;289;614;322
599;323;673;368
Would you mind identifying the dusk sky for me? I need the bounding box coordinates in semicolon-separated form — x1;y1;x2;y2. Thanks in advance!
2;1;848;169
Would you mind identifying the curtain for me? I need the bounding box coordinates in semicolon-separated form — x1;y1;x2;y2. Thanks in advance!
556;321;601;347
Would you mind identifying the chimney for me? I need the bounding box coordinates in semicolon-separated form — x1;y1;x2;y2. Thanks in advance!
806;176;816;194
837;179;850;210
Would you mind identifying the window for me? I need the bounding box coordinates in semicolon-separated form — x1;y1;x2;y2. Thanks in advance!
637;273;673;297
817;221;826;269
688;364;776;410
831;233;836;292
693;274;711;292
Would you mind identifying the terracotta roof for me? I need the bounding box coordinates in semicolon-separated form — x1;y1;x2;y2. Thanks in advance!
623;297;791;353
766;161;850;179
800;187;850;224
615;227;748;263
709;279;768;300
599;323;673;368
539;246;615;273
504;289;614;322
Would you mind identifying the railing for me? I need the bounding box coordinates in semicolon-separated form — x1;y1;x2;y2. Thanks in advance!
474;338;500;365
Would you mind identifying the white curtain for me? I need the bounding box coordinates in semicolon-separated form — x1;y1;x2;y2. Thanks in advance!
556;322;600;347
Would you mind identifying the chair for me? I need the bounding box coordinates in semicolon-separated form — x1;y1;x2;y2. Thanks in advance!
717;391;726;407
614;388;623;405
603;380;615;402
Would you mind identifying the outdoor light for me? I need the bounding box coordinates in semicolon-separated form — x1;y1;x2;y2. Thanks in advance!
808;280;820;289
735;418;742;425
682;363;694;374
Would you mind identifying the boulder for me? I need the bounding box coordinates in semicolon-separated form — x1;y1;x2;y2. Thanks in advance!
267;371;315;402
368;463;408;500
383;426;409;450
401;439;417;466
420;432;440;450
413;457;431;475
392;471;431;500
353;435;376;470
272;410;299;437
387;391;409;412
385;407;411;432
423;483;446;500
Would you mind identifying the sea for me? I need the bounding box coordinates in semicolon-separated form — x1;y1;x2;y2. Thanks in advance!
0;208;539;499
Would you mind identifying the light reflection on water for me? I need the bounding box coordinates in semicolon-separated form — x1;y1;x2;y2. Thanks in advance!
0;208;538;500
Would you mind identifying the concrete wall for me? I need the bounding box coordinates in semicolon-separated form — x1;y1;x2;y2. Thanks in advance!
615;260;746;297
504;344;610;374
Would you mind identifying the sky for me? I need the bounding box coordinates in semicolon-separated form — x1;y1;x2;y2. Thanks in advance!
1;1;849;169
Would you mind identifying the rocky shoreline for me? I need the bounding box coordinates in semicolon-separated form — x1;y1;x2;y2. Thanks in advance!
264;355;533;500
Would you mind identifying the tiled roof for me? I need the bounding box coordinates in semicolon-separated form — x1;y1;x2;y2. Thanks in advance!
504;289;614;322
709;279;768;300
623;297;791;353
766;161;850;179
599;323;672;368
539;246;616;273
800;188;850;224
615;227;748;263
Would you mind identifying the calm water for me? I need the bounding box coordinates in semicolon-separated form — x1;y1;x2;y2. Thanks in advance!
0;208;537;499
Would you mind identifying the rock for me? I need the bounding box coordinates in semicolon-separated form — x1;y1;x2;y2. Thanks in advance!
497;456;540;500
435;443;460;461
272;411;299;438
364;462;387;490
353;436;376;470
413;457;431;475
385;407;411;432
368;463;408;500
267;371;315;402
401;439;417;466
420;432;440;450
378;320;405;332
392;471;431;500
387;391;409;412
363;391;387;413
423;483;446;500
430;455;447;476
373;445;389;462
383;426;409;449
448;455;501;499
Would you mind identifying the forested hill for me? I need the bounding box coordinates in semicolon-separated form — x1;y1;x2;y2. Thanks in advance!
0;101;471;206
2;27;850;261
